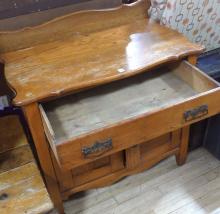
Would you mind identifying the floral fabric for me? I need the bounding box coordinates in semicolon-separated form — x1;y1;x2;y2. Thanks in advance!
149;0;220;51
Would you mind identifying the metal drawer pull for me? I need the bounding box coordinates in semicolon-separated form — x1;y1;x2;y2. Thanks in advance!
82;139;113;158
184;105;208;122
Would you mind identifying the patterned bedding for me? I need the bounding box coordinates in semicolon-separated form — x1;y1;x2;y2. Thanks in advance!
149;0;220;51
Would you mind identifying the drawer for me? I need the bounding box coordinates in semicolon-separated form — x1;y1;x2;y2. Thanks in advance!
51;151;124;192
40;61;220;170
140;132;180;163
71;151;124;187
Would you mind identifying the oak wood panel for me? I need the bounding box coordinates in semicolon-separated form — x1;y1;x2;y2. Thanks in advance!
173;61;219;93
1;0;203;106
140;134;177;162
71;152;124;188
126;146;141;169
140;133;172;157
72;157;112;187
110;152;125;172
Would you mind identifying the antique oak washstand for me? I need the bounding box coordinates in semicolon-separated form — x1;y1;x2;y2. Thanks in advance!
1;0;220;213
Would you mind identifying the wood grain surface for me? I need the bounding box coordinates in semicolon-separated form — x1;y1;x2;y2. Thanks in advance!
0;163;53;214
0;0;203;106
0;115;54;214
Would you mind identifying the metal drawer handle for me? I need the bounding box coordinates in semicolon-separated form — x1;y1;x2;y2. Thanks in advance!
82;138;113;158
184;105;208;122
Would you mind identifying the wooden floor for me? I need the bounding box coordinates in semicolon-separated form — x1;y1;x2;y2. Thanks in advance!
0;115;53;214
50;148;220;214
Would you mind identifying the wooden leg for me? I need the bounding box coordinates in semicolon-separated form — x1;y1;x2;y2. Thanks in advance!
23;103;65;214
176;126;190;166
171;129;181;148
176;55;198;166
176;55;197;163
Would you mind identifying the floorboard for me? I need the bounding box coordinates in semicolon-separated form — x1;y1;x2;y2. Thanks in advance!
50;148;220;214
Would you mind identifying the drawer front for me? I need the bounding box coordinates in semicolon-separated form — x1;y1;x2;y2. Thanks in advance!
57;88;220;169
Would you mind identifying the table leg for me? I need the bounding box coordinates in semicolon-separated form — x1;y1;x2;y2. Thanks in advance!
176;126;190;166
23;103;64;214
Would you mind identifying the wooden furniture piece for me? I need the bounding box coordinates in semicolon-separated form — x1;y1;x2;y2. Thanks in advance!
0;115;53;214
1;0;220;213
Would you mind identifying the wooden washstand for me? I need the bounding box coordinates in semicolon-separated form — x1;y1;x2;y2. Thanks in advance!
1;1;220;213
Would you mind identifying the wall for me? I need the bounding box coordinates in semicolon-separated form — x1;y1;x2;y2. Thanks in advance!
0;0;92;19
0;0;122;31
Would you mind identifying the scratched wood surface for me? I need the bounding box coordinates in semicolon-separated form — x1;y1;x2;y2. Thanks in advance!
0;0;203;106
